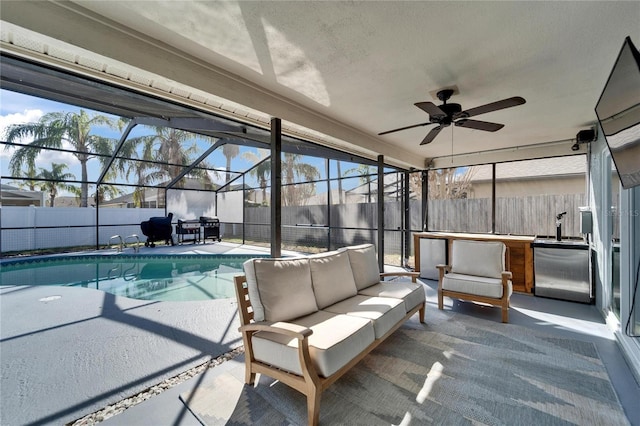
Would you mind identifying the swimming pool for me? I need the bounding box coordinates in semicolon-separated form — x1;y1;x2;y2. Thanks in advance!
0;254;265;302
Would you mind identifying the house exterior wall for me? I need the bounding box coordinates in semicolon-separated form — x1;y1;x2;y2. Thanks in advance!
471;176;585;199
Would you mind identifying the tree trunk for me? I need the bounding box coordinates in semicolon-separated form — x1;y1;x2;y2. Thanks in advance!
80;160;89;207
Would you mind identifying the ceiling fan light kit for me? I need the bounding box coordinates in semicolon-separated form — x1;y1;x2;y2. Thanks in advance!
379;89;526;145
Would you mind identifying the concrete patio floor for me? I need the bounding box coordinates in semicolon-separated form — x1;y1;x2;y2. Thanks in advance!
0;242;294;426
1;242;639;425
97;279;640;426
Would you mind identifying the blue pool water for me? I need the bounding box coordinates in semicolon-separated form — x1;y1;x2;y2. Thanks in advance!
0;254;264;302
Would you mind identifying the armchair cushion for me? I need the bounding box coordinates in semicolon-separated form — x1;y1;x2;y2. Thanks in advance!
309;251;358;309
442;272;513;299
450;240;505;279
244;257;318;322
344;243;380;290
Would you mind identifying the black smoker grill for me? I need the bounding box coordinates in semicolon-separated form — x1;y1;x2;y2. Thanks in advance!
200;216;221;242
140;213;175;247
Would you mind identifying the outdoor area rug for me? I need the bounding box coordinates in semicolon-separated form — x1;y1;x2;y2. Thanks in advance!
180;309;629;425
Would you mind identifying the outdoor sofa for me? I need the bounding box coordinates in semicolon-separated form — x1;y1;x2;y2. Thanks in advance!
233;243;426;426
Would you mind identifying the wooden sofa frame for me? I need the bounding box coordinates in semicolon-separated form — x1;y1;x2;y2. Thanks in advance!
436;246;513;323
233;272;425;426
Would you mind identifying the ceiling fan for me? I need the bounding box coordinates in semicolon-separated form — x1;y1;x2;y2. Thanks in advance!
378;89;526;145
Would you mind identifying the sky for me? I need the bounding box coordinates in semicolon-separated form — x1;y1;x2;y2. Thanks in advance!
1;89;386;199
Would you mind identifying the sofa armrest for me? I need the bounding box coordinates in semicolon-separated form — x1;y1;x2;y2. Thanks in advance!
379;271;420;283
240;321;319;385
436;264;451;288
239;321;313;340
501;271;513;292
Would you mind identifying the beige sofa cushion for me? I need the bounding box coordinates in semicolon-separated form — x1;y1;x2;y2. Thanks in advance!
344;244;380;290
451;240;505;279
323;295;406;339
309;251;358;309
244;257;318;322
358;281;426;313
251;310;375;378
442;272;512;299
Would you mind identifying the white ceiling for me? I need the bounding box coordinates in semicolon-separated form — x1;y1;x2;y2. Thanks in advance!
1;1;639;170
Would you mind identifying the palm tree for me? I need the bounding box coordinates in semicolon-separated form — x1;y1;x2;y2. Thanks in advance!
36;163;77;207
345;164;375;203
139;127;196;186
281;153;320;206
3;110;117;207
92;184;124;206
241;149;271;204
222;143;240;189
10;159;38;191
108;131;157;207
118;127;218;206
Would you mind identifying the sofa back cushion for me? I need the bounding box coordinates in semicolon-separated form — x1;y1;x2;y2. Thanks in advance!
243;257;318;322
450;240;506;279
344;244;380;290
309;251;358;309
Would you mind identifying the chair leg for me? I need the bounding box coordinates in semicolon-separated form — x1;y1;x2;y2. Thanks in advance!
244;362;256;385
419;304;426;323
438;289;444;310
501;300;509;323
307;387;321;426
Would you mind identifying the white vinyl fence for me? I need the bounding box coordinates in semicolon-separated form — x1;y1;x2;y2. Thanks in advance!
1;206;165;253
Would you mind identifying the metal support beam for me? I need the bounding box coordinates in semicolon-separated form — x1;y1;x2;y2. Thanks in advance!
326;158;331;251
95;118;141;250
491;163;496;233
96;118;139;185
422;170;428;231
404;171;410;268
377;155;384;273
271;118;282;258
165;139;225;190
95;185;100;250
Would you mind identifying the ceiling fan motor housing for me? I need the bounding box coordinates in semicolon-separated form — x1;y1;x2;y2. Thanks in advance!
433;103;462;125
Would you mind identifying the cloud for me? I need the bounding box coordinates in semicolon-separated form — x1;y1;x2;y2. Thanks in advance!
1;109;44;161
0;109;44;139
1;109;80;176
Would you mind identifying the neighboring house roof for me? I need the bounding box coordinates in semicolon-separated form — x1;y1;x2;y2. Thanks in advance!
470;155;586;182
1;184;45;206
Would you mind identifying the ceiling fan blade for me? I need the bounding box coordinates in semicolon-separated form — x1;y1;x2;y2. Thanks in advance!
455;119;504;132
456;96;526;119
378;122;431;136
414;102;446;118
420;125;444;145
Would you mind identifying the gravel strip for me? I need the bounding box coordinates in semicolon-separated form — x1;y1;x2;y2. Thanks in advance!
68;347;245;425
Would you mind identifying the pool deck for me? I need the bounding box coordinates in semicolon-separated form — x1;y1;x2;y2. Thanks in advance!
0;242;294;426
